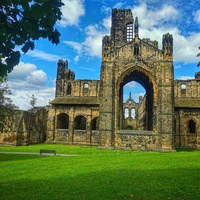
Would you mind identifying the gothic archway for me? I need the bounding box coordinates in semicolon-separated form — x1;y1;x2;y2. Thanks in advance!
116;66;157;131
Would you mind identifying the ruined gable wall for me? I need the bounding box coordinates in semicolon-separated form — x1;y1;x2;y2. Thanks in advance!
69;80;100;97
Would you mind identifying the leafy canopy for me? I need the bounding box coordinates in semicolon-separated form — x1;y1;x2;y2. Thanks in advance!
30;94;37;108
0;0;64;77
0;77;18;125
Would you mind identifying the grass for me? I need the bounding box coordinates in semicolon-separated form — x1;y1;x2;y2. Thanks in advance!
0;144;200;200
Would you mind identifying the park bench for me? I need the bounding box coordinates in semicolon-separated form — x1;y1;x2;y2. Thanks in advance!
40;149;56;156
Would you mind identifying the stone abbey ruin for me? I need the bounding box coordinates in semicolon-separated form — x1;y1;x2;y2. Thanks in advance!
1;9;200;151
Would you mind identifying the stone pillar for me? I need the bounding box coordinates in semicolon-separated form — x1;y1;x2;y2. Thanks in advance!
69;107;75;143
99;62;115;147
86;116;91;144
46;107;55;143
157;61;175;150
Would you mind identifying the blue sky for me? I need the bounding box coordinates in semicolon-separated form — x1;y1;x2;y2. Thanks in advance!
7;0;200;110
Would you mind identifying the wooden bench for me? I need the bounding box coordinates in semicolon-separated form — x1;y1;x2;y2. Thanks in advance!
40;149;56;156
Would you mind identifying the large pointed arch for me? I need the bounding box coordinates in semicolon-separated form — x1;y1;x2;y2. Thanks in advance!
116;64;158;131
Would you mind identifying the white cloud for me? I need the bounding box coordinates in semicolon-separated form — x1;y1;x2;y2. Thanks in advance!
64;41;83;55
173;33;200;63
57;0;85;27
193;10;200;23
26;49;61;62
176;76;195;80
83;24;106;57
102;15;111;30
8;62;47;89
113;2;124;9
74;55;80;63
7;62;55;110
130;3;199;63
124;81;137;89
64;15;110;59
174;65;181;69
80;66;95;72
8;87;55;111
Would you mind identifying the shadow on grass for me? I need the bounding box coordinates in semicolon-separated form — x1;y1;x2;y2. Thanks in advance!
1;167;200;200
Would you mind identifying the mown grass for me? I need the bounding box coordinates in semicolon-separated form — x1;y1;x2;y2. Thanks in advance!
0;144;200;200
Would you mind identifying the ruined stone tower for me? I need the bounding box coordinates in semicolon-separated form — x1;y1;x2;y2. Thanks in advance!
99;9;174;150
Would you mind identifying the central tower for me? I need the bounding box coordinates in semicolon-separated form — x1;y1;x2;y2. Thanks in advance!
99;9;174;150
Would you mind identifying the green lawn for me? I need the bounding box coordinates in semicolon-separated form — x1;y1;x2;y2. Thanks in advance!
0;144;200;200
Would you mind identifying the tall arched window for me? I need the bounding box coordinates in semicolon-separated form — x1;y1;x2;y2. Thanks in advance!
131;108;135;118
67;83;72;95
57;113;69;129
124;108;129;118
126;22;133;42
189;119;196;133
74;115;86;130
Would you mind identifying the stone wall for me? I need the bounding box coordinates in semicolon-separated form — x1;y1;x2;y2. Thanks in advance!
0;107;48;146
1;8;200;151
174;77;200;149
115;130;158;150
46;105;100;145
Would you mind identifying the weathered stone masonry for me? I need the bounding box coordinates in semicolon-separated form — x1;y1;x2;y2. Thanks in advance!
1;9;200;150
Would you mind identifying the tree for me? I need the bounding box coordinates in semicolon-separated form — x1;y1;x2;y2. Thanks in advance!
0;0;64;77
197;46;200;67
30;94;37;108
0;77;18;130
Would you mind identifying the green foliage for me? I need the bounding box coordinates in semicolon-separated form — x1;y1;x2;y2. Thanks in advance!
0;77;18;130
0;144;200;200
30;94;37;108
0;0;64;77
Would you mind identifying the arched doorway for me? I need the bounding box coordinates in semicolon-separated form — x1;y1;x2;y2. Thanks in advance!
117;68;155;131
